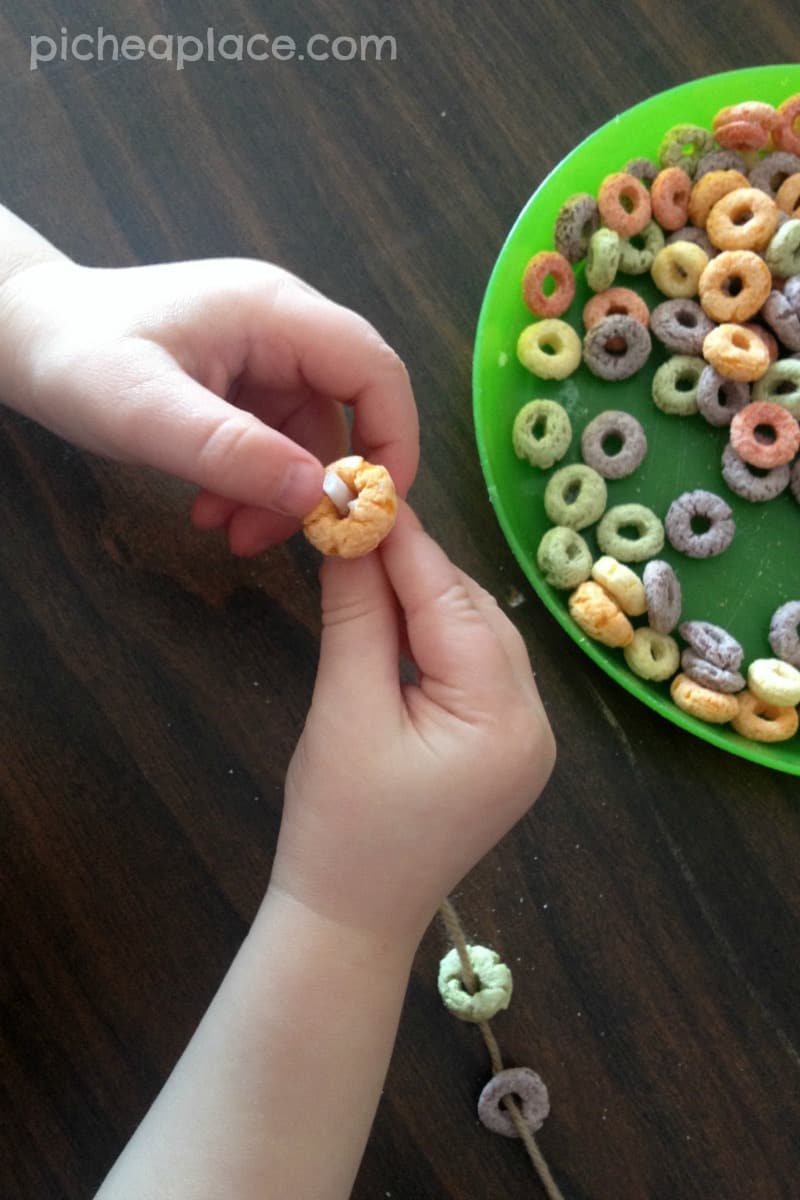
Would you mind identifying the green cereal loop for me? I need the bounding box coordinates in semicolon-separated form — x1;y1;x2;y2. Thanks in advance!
536;526;593;589
516;319;582;380
764;219;800;278
658;124;713;172
752;358;800;418
618;219;665;275
544;464;608;530
585;228;620;291
438;945;513;1023
623;627;680;682
651;355;705;416
596;503;665;563
512;399;572;468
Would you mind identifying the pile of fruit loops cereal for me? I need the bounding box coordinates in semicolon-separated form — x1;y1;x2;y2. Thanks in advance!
514;94;800;744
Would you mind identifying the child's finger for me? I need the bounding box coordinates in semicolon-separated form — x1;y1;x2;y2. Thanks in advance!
379;506;515;715
454;570;543;705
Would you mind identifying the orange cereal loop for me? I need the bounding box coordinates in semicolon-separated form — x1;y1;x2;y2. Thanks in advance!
650;167;691;231
731;689;800;742
702;323;770;383
775;94;800;156
775;172;800;217
730;400;800;468
712;101;780;134
688;169;749;228
597;171;652;237
303;456;397;558
567;581;634;648
706;187;779;251
582;286;649;331
698;249;772;323
522;250;576;318
670;673;740;724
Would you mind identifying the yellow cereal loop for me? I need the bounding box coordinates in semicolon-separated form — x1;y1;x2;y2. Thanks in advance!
568;580;634;648
731;689;799;742
437;945;513;1023
651;241;709;298
517;319;582;380
747;658;800;707
670;672;740;724
591;555;647;616
624;627;680;682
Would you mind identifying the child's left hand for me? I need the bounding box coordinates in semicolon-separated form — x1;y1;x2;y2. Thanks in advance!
1;254;418;554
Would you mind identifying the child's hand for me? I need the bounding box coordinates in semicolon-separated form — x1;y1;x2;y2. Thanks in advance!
1;255;418;554
273;504;556;947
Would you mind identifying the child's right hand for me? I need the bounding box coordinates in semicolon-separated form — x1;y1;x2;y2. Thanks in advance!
272;504;556;947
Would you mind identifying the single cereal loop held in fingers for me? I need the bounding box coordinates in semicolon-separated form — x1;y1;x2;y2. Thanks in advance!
752;358;800;418
697;367;751;427
652;355;705;415
554;193;600;263
651;241;708;298
543;464;607;530
688;169;749;228
679;619;744;671
670;672;740;724
721;441;790;502
651;167;692;231
591;555;647;616
568;580;634;647
681;649;745;694
698;250;772;324
303;455;397;558
512;399;572;468
643;559;682;634
581;409;647;479
650;299;715;355
776;173;800;217
582;313;652;380
585;227;621;291
624;626;680;682
537;526;593;590
702;323;770;382
665;489;735;558
598;171;652;236
522;250;576;318
517;319;582;379
748;658;800;707
583;286;649;331
731;689;799;742
706;187;779;251
730;400;800;468
596;503;664;563
774;94;800;156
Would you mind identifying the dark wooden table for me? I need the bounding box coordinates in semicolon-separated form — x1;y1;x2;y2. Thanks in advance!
1;3;798;1198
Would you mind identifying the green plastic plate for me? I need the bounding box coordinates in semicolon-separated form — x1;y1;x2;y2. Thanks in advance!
474;65;800;775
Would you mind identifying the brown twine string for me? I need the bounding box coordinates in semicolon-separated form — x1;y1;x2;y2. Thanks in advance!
438;897;566;1200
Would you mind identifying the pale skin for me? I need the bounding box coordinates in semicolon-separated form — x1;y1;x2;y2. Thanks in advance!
0;205;556;1199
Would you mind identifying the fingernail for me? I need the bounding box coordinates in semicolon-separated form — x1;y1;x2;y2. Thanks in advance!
276;461;324;517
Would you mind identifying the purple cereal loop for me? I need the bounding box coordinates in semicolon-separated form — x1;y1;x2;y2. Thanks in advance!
665;225;717;258
624;157;659;187
784;275;800;308
582;314;652;380
748;152;800;198
721;441;790;501
554;192;600;264
643;559;682;634
769;601;800;668
761;290;800;351
665;490;735;558
678;620;744;670
580;410;647;479
694;148;749;180
650;299;715;355
696;367;751;427
681;649;746;694
477;1067;550;1139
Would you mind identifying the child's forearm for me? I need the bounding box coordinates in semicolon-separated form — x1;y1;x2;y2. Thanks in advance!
94;887;417;1200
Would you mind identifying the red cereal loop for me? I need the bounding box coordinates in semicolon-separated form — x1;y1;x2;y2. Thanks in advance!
597;171;652;237
582;286;649;331
730;400;800;469
522;250;576;318
715;119;771;152
713;101;780;134
650;167;691;231
774;94;800;156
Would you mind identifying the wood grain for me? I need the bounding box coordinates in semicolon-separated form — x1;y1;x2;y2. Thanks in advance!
0;3;798;1198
